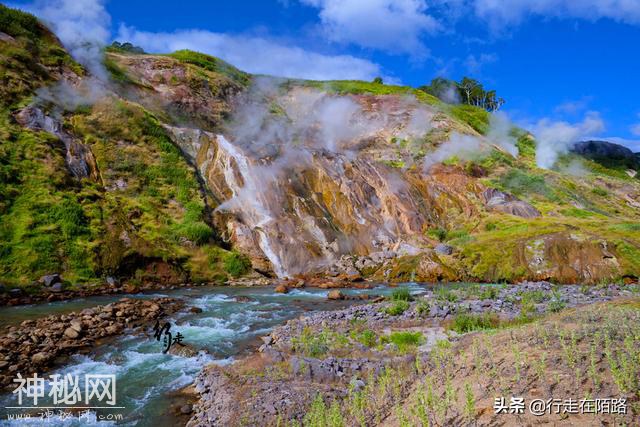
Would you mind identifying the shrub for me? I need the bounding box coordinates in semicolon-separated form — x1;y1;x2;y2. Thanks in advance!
352;329;378;348
478;286;500;300
547;291;566;312
435;286;459;303
384;300;410;316
498;169;554;199
177;221;213;245
427;227;447;242
384;331;423;353
303;395;345;427
223;251;251;277
416;300;431;317
292;327;330;357
448;312;500;333
520;289;546;304
391;287;413;302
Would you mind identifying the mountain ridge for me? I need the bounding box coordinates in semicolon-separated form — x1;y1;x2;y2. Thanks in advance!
1;5;639;292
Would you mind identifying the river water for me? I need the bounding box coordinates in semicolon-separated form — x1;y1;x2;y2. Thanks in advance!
0;283;426;426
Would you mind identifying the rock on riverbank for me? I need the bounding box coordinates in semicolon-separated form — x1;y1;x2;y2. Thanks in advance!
0;297;184;389
187;281;638;424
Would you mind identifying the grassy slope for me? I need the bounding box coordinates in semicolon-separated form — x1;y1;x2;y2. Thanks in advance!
0;6;249;288
292;73;640;282
1;5;638;286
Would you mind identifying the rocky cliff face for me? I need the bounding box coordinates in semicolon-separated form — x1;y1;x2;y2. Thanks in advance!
1;6;640;286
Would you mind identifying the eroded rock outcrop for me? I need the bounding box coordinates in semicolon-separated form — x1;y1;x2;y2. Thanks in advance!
15;106;99;180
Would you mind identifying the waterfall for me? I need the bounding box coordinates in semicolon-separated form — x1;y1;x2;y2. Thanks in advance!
215;135;287;277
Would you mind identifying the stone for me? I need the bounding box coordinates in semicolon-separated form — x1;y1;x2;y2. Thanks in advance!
434;244;453;255
483;188;541;218
105;325;122;335
189;306;203;313
180;404;192;415
350;377;366;392
31;352;50;364
106;276;121;288
64;327;79;339
274;284;288;294
50;283;63;293
9;288;22;298
41;274;61;287
70;320;83;332
327;290;345;300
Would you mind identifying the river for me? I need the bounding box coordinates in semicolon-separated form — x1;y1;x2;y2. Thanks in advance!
0;283;426;426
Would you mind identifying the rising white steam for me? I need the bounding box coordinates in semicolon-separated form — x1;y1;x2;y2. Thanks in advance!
26;0;111;80
487;111;519;156
531;111;605;169
423;133;486;171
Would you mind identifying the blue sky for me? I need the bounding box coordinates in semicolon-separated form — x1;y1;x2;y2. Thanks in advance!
12;0;640;151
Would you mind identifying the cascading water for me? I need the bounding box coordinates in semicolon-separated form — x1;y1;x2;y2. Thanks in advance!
215;135;287;277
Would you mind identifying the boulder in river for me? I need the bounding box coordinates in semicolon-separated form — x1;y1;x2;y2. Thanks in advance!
327;290;345;300
274;284;289;294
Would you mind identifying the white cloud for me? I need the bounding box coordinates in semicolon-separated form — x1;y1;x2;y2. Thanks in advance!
117;25;386;81
553;97;593;115
298;0;440;55
472;0;640;29
464;53;497;74
630;114;640;137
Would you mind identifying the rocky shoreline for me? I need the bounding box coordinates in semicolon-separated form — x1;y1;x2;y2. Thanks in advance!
0;273;214;307
187;281;638;425
0;297;184;389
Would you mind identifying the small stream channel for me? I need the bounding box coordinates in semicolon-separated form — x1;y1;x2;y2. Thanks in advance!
0;283;426;426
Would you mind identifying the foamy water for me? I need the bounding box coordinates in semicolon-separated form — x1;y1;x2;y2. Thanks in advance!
0;283;427;426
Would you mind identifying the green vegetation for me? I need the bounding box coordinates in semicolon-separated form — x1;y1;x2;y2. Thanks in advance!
295;79;440;105
419;76;506;112
496;169;555;199
382;331;423;353
416;300;431;317
391;287;413;302
0;4;41;38
351;329;378;348
0;5;82;108
168;49;251;86
449;104;490;134
223;251;251;277
302;395;344;427
448;312;500;333
291;327;348;357
384;300;410;316
107;41;145;54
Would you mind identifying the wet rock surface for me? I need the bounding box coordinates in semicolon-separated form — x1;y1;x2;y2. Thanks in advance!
0;297;184;389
